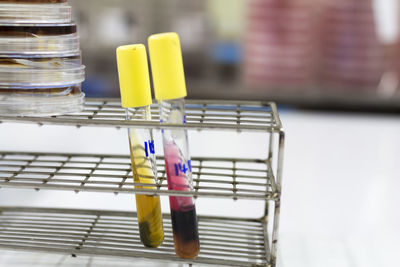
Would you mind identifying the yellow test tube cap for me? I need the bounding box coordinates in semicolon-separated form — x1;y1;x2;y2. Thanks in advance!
116;44;152;108
148;32;187;101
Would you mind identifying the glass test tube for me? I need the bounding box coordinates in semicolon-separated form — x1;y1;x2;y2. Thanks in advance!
149;32;200;259
160;99;199;259
117;44;164;248
126;107;164;248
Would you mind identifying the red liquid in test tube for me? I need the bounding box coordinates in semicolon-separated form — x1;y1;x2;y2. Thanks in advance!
163;140;199;259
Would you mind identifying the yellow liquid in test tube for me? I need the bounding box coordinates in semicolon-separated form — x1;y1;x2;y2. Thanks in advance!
117;44;165;248
128;128;164;248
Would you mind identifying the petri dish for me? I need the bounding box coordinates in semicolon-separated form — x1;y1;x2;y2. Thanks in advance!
0;52;82;68
0;89;85;116
0;84;82;96
0;23;79;55
0;53;82;70
0;64;85;87
0;3;71;24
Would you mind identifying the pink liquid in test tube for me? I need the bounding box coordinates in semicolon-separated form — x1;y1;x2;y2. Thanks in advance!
163;140;200;259
148;32;200;259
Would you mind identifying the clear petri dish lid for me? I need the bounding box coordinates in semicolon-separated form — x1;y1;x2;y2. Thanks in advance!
0;83;82;96
0;33;79;55
0;23;79;55
0;91;85;116
0;53;82;69
0;65;85;87
0;3;71;24
0;50;80;59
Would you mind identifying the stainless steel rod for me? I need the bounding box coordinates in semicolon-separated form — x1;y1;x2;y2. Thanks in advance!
0;207;269;266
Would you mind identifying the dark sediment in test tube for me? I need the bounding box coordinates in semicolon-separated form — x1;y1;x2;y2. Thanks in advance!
135;194;164;248
164;140;200;259
171;205;200;259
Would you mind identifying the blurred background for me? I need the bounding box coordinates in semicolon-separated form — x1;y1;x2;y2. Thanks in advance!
71;0;400;111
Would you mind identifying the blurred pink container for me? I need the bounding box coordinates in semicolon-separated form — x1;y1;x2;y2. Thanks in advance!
318;0;384;92
243;0;316;90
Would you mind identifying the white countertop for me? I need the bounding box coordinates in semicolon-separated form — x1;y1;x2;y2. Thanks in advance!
0;109;399;267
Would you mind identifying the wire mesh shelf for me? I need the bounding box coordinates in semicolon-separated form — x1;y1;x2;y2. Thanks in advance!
0;98;284;267
0;207;271;267
0;151;277;201
0;99;282;132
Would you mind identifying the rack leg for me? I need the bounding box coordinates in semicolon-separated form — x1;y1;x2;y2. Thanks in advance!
262;201;271;264
270;200;281;267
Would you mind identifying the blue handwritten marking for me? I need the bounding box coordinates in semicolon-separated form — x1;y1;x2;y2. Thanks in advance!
144;142;149;157
174;161;192;176
144;140;155;158
175;164;179;176
149;140;155;154
180;163;188;174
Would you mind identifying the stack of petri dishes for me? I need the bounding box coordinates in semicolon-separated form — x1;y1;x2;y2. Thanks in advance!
0;0;85;116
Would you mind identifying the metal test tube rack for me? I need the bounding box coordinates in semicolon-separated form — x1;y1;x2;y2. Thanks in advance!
0;99;285;267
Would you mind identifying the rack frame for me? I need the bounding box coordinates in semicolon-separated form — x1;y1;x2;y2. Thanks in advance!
0;99;285;267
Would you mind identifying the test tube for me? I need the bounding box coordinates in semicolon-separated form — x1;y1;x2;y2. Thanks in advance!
148;32;200;259
116;44;164;248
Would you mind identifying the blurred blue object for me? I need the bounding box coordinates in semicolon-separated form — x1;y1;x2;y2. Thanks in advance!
211;42;242;64
82;76;115;97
